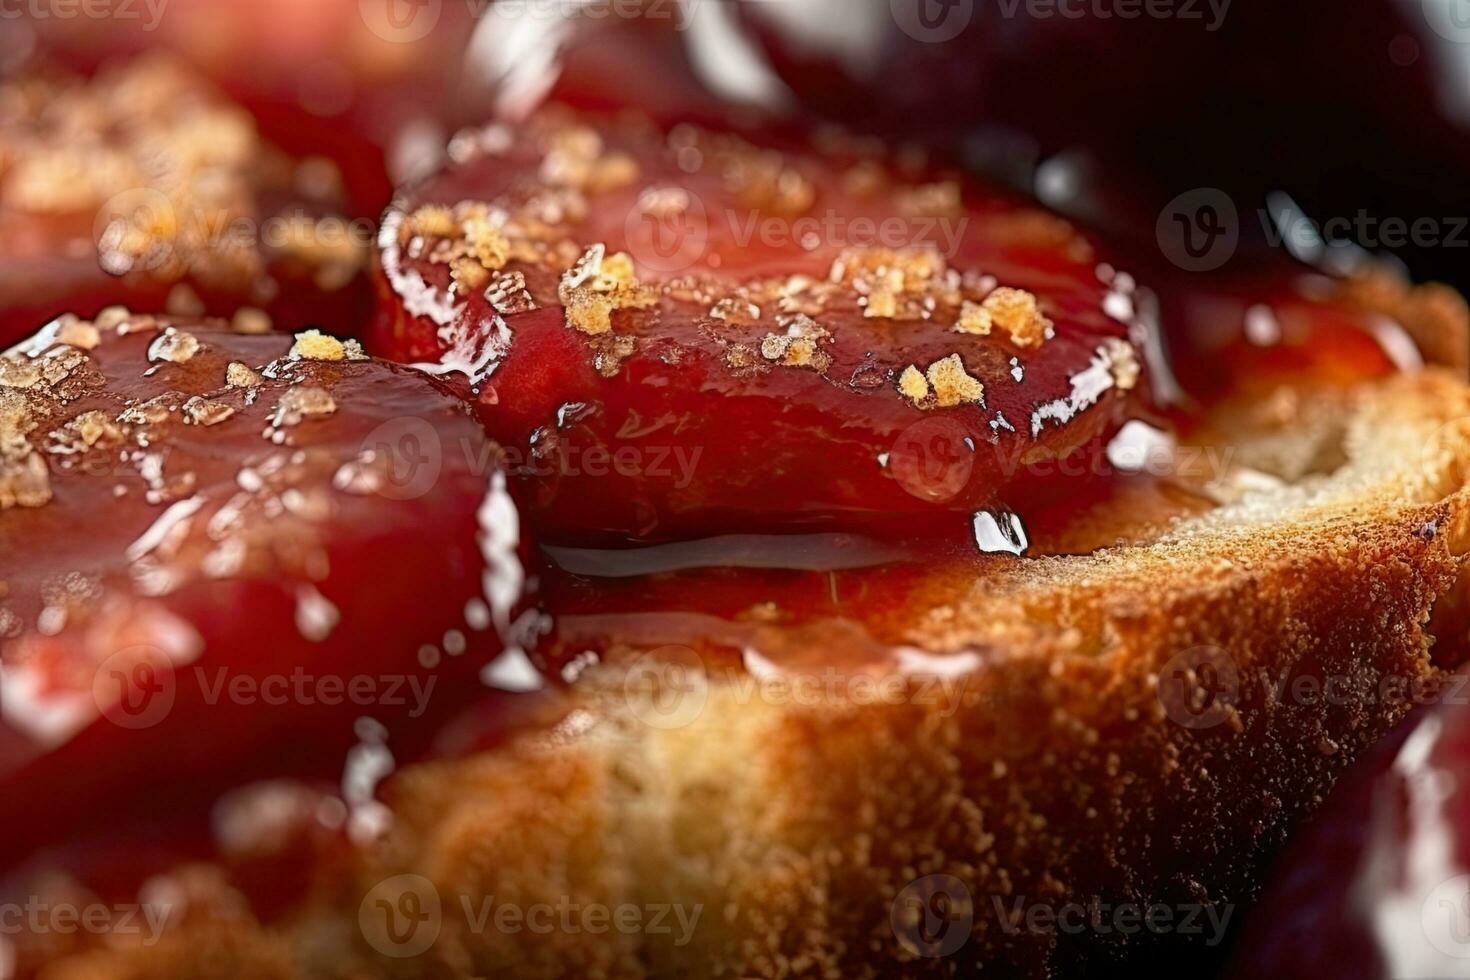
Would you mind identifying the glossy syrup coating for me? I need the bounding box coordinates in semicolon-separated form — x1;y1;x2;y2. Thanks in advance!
0;310;533;868
0;55;373;349
371;108;1155;545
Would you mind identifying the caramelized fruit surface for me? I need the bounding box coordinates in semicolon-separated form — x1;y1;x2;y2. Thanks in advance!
0;311;531;866
372;109;1156;544
0;56;372;348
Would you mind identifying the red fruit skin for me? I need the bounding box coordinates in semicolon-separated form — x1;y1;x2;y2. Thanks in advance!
0;314;534;871
372;109;1155;545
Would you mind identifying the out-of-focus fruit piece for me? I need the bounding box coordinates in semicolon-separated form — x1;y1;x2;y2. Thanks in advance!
371;108;1158;544
0;309;534;867
0;55;373;348
13;0;483;210
734;0;1470;297
1230;688;1470;978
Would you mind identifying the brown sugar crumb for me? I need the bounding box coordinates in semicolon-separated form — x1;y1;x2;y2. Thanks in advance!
709;298;761;324
592;334;638;378
166;283;206;316
927;354;985;407
148;327;202;364
288;330;347;362
635;186;691;220
540;126;640;194
183;396;236;427
724;146;816;216
759;314;832;371
760;334;830;371
558;244;657;335
231;307;274;335
724;343;763;372
864;283;901;320
842;160;887;198
980;287;1052;348
117;396;174;426
895;180;963;218
271;214;367;278
406;205;458;239
451;256;492;293
564;292;616;335
831;247;953;321
94;306;132;332
50;410;125;452
463;216;510;271
1104;338;1140;391
587;152;640;193
54;317;101;350
955;300;993;336
985;210;1079;250
225;362;262;388
270;386;337;428
0;451;50;509
898;365;931;405
539;125;603;187
900;355;985;409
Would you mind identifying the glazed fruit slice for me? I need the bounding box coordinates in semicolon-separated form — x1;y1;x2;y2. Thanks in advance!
0;55;373;349
0;310;534;865
372;108;1156;544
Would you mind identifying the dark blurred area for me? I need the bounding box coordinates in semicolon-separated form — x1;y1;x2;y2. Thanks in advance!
738;0;1470;292
8;0;1470;293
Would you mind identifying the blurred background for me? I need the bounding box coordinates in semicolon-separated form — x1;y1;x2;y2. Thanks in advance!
9;0;1470;292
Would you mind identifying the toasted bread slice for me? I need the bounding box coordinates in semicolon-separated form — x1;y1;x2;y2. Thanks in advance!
19;363;1470;979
